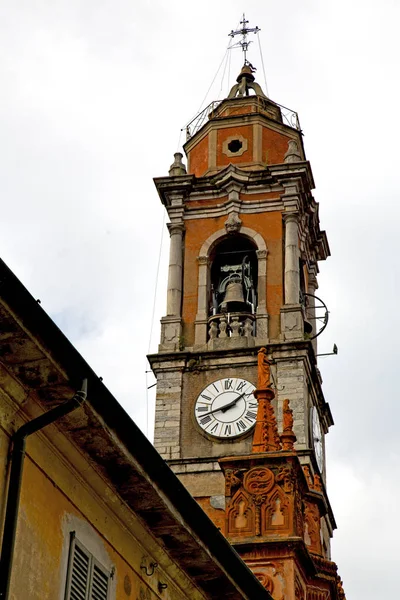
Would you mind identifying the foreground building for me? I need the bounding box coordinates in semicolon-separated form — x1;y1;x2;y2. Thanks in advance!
0;257;269;599
149;31;346;598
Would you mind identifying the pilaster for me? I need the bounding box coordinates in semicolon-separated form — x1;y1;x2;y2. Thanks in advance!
255;248;269;344
194;255;209;348
160;222;184;351
281;212;304;341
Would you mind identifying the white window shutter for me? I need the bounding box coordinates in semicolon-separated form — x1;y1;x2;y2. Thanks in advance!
90;564;109;600
65;534;110;600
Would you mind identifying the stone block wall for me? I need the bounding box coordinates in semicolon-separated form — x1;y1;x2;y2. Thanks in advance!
153;367;184;460
276;357;309;449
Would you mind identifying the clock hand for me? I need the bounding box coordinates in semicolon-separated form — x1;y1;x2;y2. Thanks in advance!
207;392;246;416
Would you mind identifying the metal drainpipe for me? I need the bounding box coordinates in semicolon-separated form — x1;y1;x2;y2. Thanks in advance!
0;379;88;600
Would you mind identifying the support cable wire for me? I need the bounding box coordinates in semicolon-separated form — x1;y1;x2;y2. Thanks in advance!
227;41;232;98
145;209;166;437
219;38;235;97
257;32;269;97
218;47;230;97
196;47;229;114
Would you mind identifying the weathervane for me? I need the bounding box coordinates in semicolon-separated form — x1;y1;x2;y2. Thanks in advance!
229;14;260;66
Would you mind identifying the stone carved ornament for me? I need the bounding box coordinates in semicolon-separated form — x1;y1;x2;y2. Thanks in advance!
225;469;243;498
224;210;242;234
254;572;274;594
257;347;272;389
284;139;302;163
227;466;293;537
276;465;296;494
294;574;306;600
304;501;321;554
243;467;275;496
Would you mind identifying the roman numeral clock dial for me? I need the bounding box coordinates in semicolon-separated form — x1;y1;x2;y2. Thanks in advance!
194;378;257;439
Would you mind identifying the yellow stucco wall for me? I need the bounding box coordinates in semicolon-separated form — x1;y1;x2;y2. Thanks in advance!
0;381;207;600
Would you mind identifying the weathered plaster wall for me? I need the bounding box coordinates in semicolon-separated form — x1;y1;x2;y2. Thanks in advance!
0;385;209;600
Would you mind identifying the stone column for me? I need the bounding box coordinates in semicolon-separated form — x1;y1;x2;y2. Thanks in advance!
194;255;209;348
308;270;319;355
255;248;269;343
159;223;184;351
281;213;303;340
284;213;300;305
166;223;184;316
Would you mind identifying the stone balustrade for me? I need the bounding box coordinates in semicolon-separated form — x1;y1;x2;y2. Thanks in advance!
207;313;256;349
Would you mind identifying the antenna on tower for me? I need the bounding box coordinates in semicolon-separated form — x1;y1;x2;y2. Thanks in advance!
229;14;260;66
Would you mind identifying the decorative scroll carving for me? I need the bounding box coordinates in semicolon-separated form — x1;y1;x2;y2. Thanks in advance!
243;467;275;496
224;210;242;234
254;573;274;593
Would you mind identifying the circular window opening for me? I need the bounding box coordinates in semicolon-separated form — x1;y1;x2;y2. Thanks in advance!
227;139;243;153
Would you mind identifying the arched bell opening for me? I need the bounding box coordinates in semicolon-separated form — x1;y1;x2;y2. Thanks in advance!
195;226;268;348
209;236;258;317
205;235;258;344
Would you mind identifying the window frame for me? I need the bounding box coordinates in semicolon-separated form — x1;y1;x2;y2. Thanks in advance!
64;531;111;600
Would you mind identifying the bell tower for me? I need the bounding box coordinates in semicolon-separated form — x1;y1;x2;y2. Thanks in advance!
148;18;338;589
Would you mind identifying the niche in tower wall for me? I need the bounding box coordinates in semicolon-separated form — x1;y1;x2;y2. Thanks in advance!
208;235;257;342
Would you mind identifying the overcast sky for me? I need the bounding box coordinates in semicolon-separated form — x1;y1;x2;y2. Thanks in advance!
1;1;399;597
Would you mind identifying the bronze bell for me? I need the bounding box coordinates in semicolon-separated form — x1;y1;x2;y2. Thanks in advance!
220;281;247;312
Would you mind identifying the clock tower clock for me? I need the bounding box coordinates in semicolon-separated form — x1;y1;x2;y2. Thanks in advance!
148;20;337;580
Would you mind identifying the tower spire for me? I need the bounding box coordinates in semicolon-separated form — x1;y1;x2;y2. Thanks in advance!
229;14;260;66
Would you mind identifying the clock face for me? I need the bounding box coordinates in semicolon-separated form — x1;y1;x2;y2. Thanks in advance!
311;406;324;473
194;377;257;439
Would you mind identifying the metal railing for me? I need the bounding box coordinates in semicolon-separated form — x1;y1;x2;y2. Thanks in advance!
184;97;301;140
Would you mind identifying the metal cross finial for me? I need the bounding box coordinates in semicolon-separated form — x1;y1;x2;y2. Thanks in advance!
229;14;260;65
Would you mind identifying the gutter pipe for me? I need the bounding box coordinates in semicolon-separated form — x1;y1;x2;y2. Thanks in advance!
0;379;88;600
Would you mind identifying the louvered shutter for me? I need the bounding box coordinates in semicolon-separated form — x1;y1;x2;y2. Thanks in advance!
66;538;90;600
90;564;109;600
65;534;110;600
